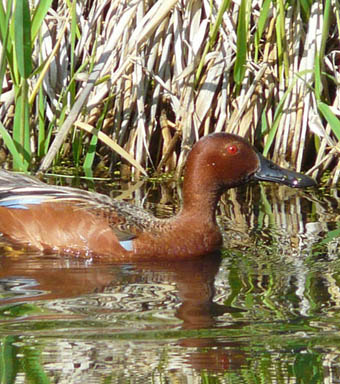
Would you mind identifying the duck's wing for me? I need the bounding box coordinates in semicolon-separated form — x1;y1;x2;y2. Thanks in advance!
0;170;45;188
0;170;157;242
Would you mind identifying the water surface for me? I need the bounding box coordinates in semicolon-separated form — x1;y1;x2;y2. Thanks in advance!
0;178;339;383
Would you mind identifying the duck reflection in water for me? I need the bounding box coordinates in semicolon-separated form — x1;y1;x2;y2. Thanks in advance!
0;251;246;372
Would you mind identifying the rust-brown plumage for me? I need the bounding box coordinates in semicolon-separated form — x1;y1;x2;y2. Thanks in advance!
0;133;316;260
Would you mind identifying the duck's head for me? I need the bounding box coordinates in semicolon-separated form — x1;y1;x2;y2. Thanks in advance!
183;133;316;197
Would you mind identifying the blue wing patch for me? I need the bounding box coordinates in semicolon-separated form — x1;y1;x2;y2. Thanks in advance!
119;240;134;251
0;197;47;210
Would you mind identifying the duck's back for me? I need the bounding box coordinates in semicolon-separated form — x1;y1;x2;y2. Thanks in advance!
0;170;162;257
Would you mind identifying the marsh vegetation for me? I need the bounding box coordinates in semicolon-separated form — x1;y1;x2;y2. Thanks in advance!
0;0;338;183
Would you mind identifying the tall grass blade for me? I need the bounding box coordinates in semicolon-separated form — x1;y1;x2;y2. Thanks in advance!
83;101;110;170
209;0;230;46
320;0;331;62
263;78;298;156
31;0;53;42
254;0;271;63
69;0;77;102
276;0;289;80
69;0;79;162
0;0;13;96
0;2;6;39
12;80;30;171
300;0;312;20
234;0;248;86
314;52;322;101
14;0;32;78
318;102;340;142
195;0;229;86
83;134;98;171
0;0;12;44
0;121;25;170
72;131;82;167
37;85;46;158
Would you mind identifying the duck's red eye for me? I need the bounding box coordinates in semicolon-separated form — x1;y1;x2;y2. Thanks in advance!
226;145;239;155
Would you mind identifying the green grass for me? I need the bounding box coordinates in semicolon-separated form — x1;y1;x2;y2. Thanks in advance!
0;0;338;184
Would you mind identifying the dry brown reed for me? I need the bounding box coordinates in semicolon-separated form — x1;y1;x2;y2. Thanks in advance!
0;0;339;183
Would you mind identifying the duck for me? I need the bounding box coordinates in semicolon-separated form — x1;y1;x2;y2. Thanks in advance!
0;133;316;260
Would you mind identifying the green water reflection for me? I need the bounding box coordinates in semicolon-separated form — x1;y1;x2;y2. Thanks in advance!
0;180;339;383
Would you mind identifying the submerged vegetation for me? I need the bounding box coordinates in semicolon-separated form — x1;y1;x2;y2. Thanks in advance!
0;0;339;183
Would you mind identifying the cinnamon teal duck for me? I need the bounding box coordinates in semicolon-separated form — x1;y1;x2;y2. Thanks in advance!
0;133;316;260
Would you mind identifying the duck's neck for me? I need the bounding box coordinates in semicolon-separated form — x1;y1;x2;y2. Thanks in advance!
180;174;222;225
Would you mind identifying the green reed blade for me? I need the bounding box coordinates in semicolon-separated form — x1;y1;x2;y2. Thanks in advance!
209;0;230;47
37;85;46;158
320;0;331;63
314;52;322;102
31;0;52;42
84;134;99;171
321;227;340;245
0;121;25;170
69;0;80;164
69;0;77;102
0;1;6;42
254;0;271;63
84;99;110;170
0;0;13;96
44;121;54;155
276;0;289;81
300;0;312;20
195;0;230;86
263;78;297;156
72;129;82;166
12;79;30;171
14;0;32;78
318;102;340;142
234;0;248;86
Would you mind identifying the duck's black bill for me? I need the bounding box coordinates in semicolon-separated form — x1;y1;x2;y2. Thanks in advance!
254;153;317;188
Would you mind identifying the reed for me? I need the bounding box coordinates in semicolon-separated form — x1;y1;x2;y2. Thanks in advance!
0;0;338;183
